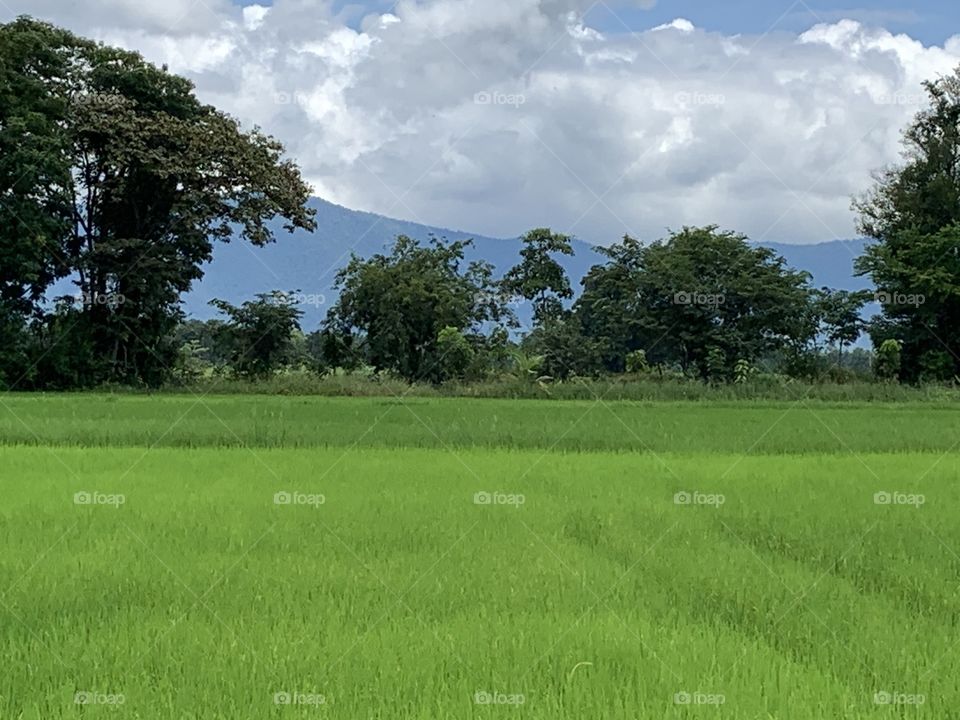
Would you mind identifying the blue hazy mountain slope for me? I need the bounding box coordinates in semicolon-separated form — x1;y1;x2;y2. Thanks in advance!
185;198;603;329
184;198;871;331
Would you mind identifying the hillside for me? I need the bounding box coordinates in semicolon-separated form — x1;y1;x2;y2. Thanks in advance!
184;198;872;329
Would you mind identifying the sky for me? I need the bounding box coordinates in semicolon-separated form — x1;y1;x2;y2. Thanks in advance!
305;1;960;46
4;0;960;244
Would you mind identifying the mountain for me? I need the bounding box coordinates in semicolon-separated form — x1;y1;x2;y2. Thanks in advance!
765;239;872;293
183;197;872;330
184;198;603;329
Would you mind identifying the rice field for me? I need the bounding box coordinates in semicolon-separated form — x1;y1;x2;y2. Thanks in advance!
1;394;958;718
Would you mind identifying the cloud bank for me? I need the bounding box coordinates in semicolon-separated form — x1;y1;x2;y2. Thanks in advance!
4;0;960;244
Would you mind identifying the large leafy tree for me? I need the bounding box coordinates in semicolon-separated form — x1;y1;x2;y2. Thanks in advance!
578;227;815;379
0;19;76;386
325;235;508;382
816;288;872;368
522;317;601;380
0;17;315;388
0;19;72;313
211;293;303;379
638;227;815;379
501;228;575;327
855;67;960;381
575;235;655;372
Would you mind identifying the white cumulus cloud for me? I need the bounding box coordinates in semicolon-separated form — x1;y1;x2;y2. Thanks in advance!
3;0;960;244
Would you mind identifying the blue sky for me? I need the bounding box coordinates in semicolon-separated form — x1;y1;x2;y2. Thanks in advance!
240;0;959;46
593;1;955;45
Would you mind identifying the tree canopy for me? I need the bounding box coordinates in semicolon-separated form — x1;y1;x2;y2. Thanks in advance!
855;67;960;382
0;16;315;388
577;227;815;380
324;235;509;383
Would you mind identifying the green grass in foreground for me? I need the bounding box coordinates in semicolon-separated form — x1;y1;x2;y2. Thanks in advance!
0;396;957;718
1;393;960;453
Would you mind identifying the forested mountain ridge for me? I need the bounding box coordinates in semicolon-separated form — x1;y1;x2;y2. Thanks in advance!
185;197;870;329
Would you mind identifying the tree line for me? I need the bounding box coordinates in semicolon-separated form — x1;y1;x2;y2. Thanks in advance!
169;226;881;385
1;17;958;389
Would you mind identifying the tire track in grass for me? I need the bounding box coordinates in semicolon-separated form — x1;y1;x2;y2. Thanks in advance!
548;496;949;708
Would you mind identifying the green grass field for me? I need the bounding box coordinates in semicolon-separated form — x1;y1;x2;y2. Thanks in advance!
1;394;958;718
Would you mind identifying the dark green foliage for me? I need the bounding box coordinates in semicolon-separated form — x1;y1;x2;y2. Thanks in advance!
174;319;229;366
210;292;303;379
816;288;873;368
436;327;476;382
324;235;510;383
0;18;73;315
0;304;33;389
576;227;816;380
575;235;650;372
501;228;575;327
0;17;315;388
874;339;903;382
706;347;728;383
300;330;331;375
27;301;102;390
855;68;960;382
625;349;649;375
523;318;601;380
